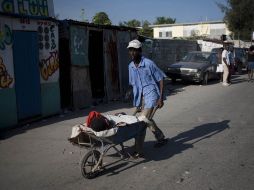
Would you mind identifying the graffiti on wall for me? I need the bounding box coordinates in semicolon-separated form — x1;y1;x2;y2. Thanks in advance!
0;56;13;88
50;24;56;50
37;21;56;50
1;0;49;17
39;50;59;80
70;26;88;66
73;33;84;55
0;24;13;50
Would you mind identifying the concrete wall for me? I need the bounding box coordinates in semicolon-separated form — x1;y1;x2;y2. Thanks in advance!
143;39;198;72
198;40;223;52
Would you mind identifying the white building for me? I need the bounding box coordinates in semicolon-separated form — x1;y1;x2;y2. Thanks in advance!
150;21;231;39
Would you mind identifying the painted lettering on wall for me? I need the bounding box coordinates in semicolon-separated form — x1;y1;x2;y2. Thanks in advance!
37;22;56;50
1;0;14;13
1;0;49;16
50;24;56;50
0;56;13;88
0;24;13;50
39;51;59;80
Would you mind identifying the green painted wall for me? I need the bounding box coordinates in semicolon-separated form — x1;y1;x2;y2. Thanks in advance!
0;88;18;129
70;25;89;66
41;82;61;116
0;83;61;129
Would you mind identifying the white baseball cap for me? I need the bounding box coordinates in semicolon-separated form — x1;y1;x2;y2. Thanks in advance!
127;39;142;49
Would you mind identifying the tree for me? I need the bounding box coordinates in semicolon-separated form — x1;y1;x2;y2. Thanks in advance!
92;12;112;25
138;20;153;38
217;0;254;40
153;16;176;25
118;19;141;28
118;19;152;38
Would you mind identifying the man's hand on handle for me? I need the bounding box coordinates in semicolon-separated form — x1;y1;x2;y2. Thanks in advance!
157;98;164;109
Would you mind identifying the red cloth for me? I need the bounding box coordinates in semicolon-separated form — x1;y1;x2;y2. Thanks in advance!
86;111;104;127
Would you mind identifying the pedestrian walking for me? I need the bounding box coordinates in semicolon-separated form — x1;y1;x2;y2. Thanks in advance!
216;47;224;82
127;39;168;156
228;46;235;83
222;43;231;86
247;45;254;82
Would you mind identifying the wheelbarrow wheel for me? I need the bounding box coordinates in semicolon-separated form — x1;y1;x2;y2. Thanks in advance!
80;150;102;179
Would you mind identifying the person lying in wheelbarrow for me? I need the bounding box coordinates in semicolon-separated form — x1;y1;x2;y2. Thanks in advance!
89;111;150;159
69;111;150;159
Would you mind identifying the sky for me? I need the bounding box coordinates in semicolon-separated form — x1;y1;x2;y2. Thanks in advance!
53;0;227;25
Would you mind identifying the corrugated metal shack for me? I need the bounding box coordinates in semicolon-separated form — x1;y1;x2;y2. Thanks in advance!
59;20;137;110
0;0;60;129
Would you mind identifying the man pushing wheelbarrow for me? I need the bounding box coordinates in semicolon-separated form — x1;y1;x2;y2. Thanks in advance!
127;39;168;158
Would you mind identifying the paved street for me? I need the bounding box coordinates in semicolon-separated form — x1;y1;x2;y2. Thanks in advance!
0;74;254;190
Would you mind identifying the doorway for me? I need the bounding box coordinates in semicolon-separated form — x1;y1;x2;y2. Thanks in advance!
88;30;105;99
13;31;41;120
59;38;71;109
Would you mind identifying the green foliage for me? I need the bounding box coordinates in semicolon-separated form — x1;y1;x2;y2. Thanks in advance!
119;19;141;27
92;12;112;25
217;0;254;40
153;16;176;25
118;16;176;38
138;20;153;38
119;19;152;38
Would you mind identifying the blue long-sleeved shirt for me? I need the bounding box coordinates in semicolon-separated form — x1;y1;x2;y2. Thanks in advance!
129;56;166;108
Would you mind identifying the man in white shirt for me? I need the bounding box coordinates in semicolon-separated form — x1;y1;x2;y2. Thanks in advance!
222;43;231;86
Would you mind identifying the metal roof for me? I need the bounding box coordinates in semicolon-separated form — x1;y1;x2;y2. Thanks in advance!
61;19;137;31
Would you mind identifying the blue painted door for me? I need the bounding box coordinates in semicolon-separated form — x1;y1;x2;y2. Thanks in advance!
13;31;41;120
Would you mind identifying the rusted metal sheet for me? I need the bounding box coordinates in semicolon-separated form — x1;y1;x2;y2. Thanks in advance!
130;31;138;40
117;31;132;96
59;20;138;108
71;66;92;109
103;30;120;101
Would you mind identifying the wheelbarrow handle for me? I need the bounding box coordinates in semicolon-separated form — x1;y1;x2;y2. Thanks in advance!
133;105;159;119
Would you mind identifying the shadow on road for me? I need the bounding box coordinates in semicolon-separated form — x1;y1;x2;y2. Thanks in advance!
144;120;230;161
0;101;134;140
231;74;247;84
0;79;186;140
163;78;189;97
91;120;230;178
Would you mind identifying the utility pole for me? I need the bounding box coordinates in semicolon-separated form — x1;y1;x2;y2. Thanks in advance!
80;9;88;22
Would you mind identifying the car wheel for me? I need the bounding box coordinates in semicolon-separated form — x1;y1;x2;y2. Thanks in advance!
171;78;176;84
202;72;208;85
